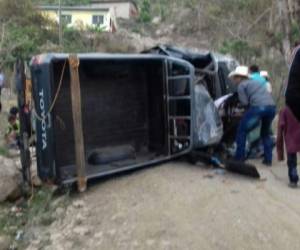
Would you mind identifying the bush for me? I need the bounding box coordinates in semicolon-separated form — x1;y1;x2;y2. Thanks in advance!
219;39;261;63
139;0;152;23
0;0;56;67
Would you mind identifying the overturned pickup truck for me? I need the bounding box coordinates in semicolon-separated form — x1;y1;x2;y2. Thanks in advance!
17;46;240;190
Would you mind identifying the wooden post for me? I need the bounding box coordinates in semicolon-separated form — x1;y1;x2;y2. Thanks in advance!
68;54;87;192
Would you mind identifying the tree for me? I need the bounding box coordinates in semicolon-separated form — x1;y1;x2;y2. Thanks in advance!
139;0;151;23
276;0;292;62
0;0;56;68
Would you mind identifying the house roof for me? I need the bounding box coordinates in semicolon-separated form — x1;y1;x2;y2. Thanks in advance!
38;5;110;12
90;0;138;10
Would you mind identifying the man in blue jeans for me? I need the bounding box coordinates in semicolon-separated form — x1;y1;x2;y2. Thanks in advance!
229;66;276;165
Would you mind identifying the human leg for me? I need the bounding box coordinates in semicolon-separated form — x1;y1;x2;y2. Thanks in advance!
287;153;298;185
247;122;262;158
235;107;260;161
261;106;276;164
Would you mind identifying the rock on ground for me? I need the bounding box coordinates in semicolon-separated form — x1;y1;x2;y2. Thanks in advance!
0;156;22;202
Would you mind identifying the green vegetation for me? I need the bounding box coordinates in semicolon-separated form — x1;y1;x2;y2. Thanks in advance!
220;40;261;64
139;0;151;23
0;146;9;157
0;0;56;67
0;187;70;248
291;22;300;45
0;0;296;99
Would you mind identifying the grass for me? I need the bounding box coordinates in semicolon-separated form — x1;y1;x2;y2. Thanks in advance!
0;186;71;248
0;146;9;157
0;89;73;248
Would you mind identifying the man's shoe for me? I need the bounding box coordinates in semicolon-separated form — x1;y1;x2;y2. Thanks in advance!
289;182;298;188
262;160;272;167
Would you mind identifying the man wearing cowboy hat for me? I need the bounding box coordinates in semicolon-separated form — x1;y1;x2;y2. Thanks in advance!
229;66;276;165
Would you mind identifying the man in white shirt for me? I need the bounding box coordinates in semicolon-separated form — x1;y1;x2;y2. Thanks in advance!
260;71;272;93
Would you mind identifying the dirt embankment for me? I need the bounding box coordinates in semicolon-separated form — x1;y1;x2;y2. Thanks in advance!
22;159;300;250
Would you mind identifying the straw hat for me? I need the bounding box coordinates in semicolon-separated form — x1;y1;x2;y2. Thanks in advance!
228;66;249;79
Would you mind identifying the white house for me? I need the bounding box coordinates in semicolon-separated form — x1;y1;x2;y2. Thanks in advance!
90;0;139;19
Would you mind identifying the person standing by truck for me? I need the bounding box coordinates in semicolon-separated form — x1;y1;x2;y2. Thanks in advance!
277;106;300;188
260;71;272;93
249;65;267;87
228;66;276;165
277;43;300;187
286;45;300;122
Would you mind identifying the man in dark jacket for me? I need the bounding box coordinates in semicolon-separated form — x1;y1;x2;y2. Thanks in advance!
229;66;276;165
286;46;300;122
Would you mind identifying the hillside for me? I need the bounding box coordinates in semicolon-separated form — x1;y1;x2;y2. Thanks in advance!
1;0;299;97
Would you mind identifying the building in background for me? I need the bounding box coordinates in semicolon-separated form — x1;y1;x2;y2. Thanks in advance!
90;0;138;19
39;5;117;32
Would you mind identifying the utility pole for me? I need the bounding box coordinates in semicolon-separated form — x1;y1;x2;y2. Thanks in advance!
58;0;63;48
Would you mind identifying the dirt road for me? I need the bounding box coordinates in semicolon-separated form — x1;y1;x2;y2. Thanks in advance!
26;160;300;250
